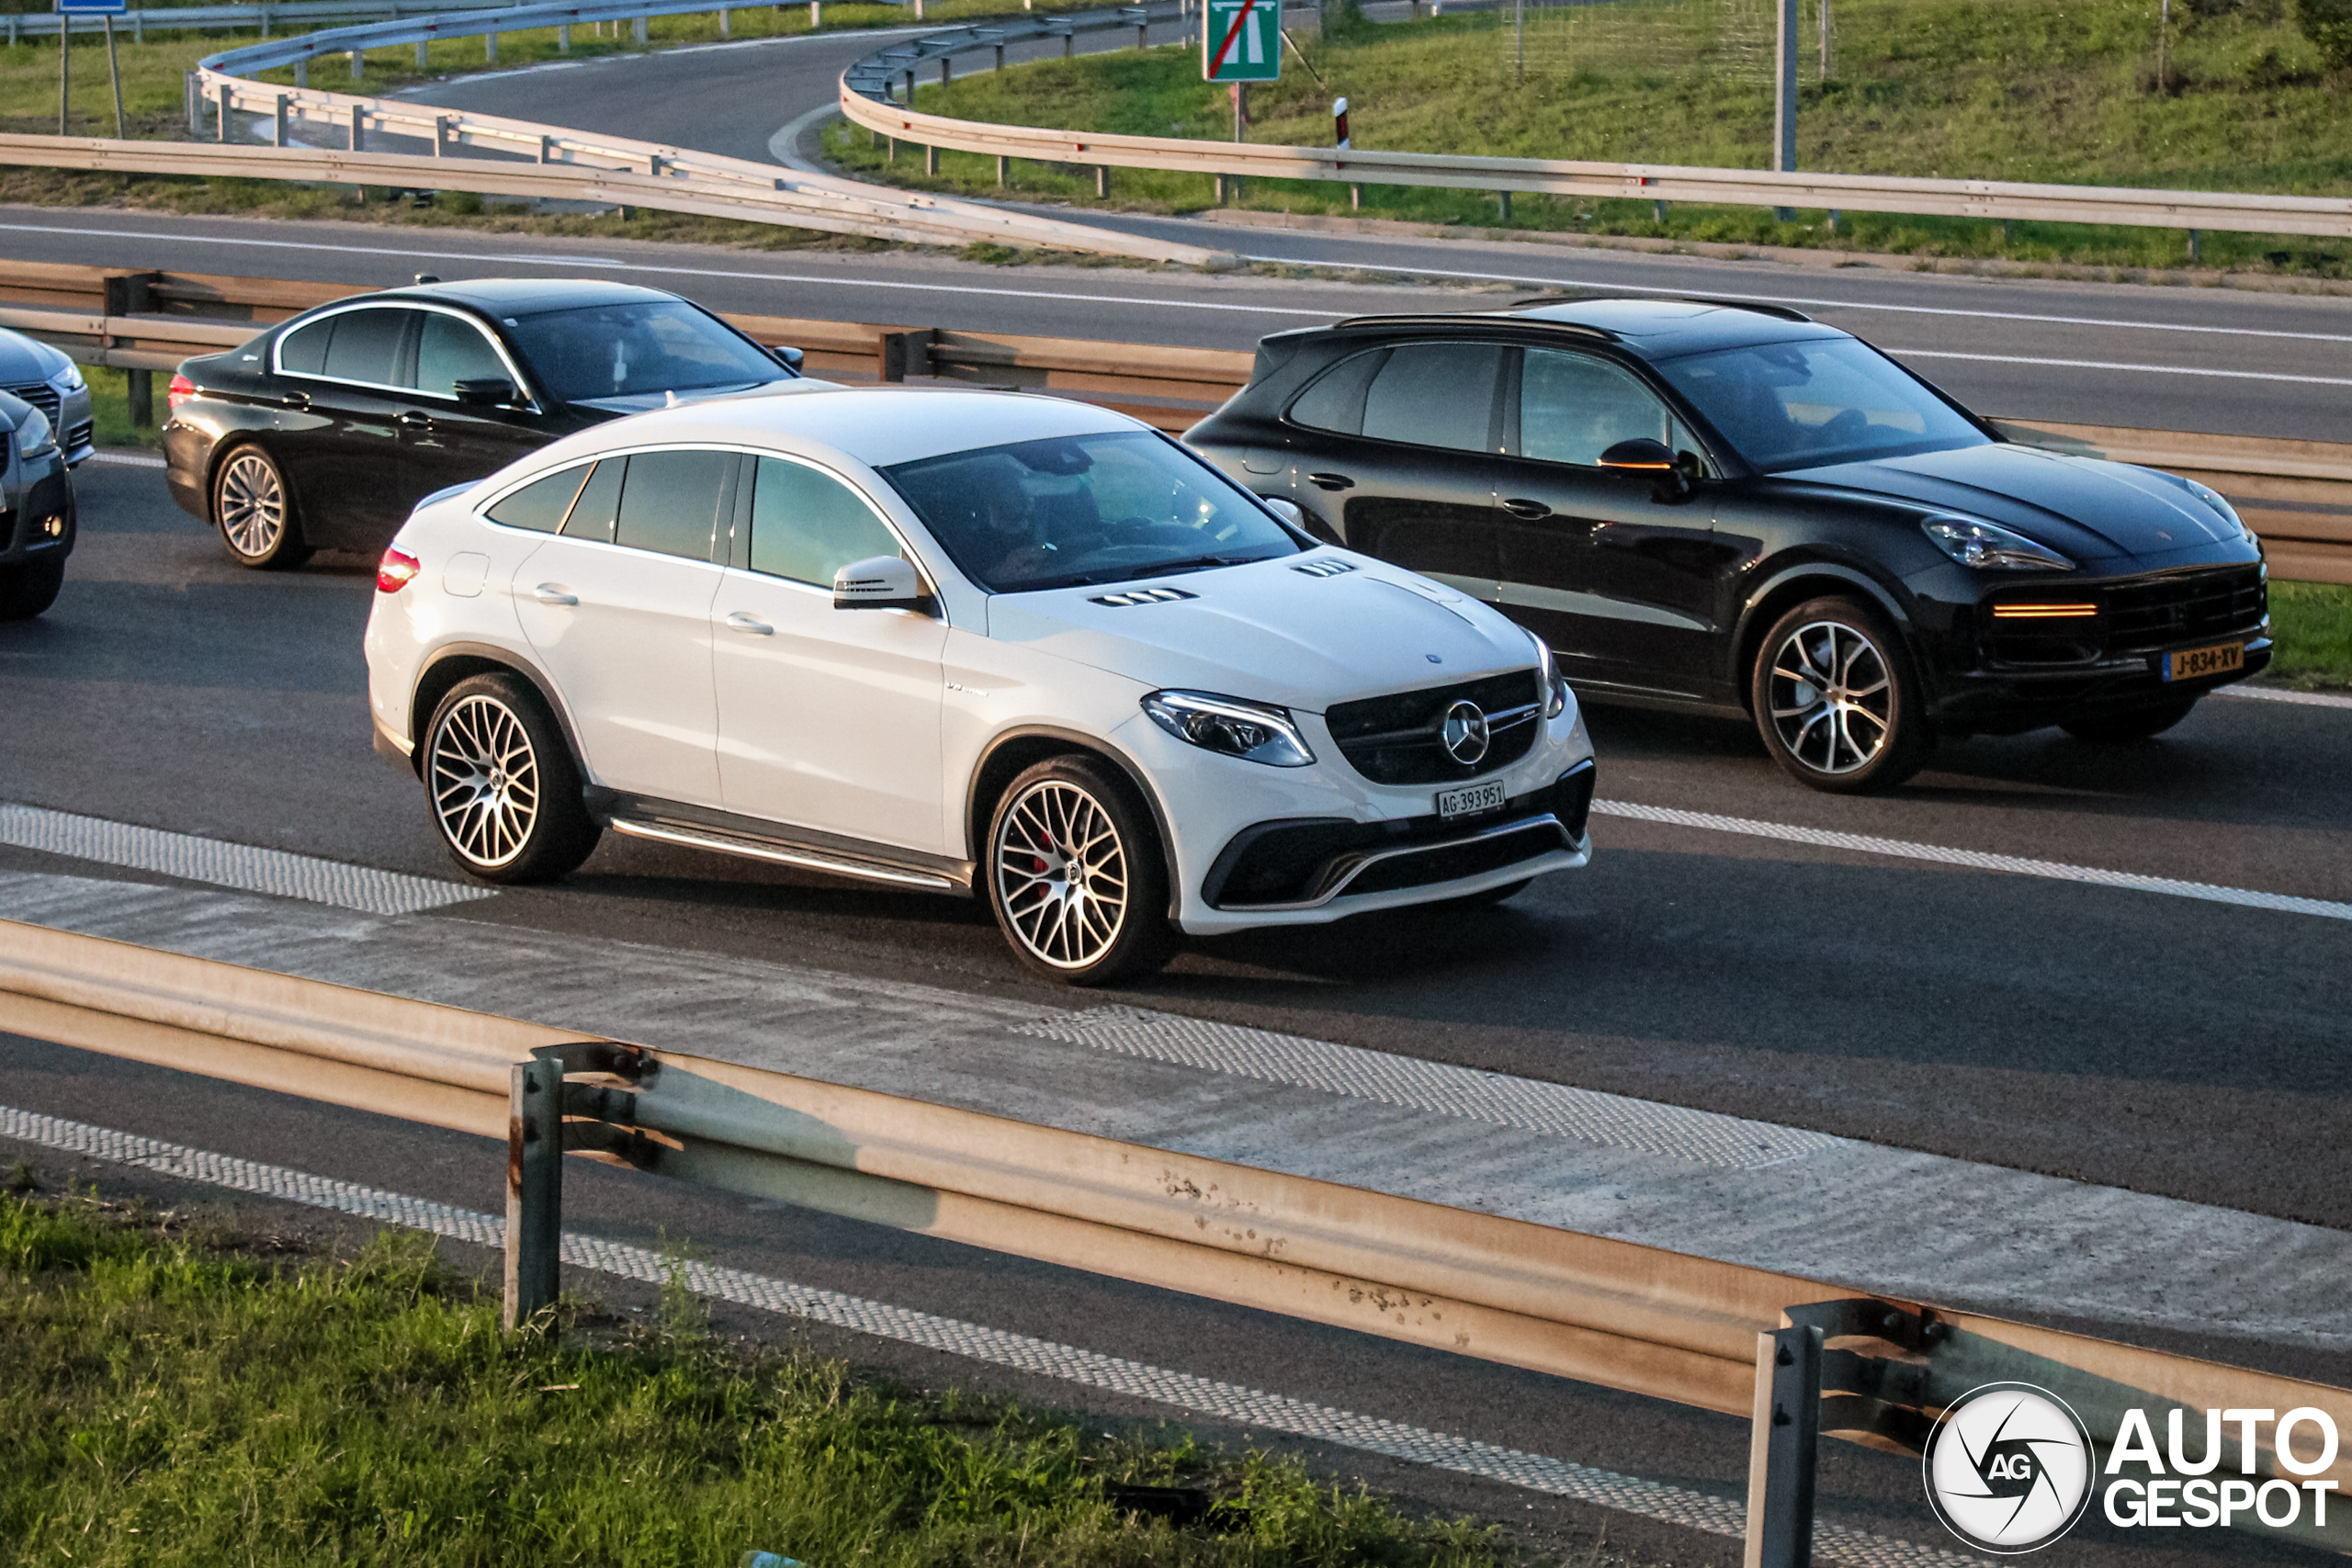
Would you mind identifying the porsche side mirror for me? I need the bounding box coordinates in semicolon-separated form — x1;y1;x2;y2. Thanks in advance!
1600;437;1693;499
833;555;930;613
454;377;518;408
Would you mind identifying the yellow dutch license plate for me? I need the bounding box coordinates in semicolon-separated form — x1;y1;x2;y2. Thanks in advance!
2163;642;2244;682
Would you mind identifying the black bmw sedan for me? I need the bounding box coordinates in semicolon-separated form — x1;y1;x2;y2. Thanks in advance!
163;277;802;570
1187;298;2269;793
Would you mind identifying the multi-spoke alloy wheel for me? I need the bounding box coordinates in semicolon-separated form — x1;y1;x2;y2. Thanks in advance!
421;673;600;883
431;694;542;870
1768;619;1892;776
1750;597;1929;794
986;757;1174;985
212;447;308;569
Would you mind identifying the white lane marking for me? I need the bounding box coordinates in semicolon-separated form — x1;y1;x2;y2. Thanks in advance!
1885;347;2352;388
0;1101;1973;1568
2220;684;2352;709
0;804;492;917
1593;798;2352;921
85;450;164;468
1235;252;2352;344
1020;1004;1849;1169
0;221;1337;317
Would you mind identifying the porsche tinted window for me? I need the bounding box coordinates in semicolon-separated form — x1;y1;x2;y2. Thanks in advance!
1657;337;1986;472
1362;344;1504;453
1287;347;1387;436
748;457;899;586
320;308;412;388
486;465;591;534
1519;349;1695;468
504;302;782;403
614;449;732;561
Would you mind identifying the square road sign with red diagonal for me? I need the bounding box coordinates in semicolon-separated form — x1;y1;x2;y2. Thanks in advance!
1202;0;1281;82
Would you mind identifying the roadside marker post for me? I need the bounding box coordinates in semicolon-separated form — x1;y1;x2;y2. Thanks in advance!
58;0;130;138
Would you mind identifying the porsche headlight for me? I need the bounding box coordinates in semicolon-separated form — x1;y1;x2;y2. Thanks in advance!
1142;690;1315;767
13;407;56;460
1921;516;2074;571
1529;628;1568;719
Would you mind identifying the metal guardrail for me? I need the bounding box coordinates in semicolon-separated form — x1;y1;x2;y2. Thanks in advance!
6;0;559;45
839;21;2352;241
2;260;2343;582
5;916;2352;1559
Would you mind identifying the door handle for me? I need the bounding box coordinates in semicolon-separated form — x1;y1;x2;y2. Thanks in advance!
282;389;310;409
397;411;432;428
724;611;774;636
532;583;578;606
1306;472;1356;491
1501;498;1552;520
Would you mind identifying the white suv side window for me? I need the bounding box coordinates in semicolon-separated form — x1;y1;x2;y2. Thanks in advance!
748;456;899;586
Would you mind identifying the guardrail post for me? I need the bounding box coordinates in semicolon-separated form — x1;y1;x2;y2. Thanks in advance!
537;132;555;164
503;1055;564;1332
185;71;198;137
996;152;1010;186
414;34;426;66
127;369;153;428
557;22;570;51
1743;1323;1823;1568
294;56;308;87
632;15;646;42
808;1;820;26
1771;0;1796;220
718;6;729;37
350;103;365;151
994;40;1004;68
877;328;931;382
939;56;951;85
348;47;363;78
273;92;288;147
1096;164;1111;197
217;82;233;142
484;25;497;60
924;144;938;175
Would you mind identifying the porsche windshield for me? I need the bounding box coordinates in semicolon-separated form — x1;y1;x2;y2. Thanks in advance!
1656;337;1990;472
881;430;1304;593
504;301;786;403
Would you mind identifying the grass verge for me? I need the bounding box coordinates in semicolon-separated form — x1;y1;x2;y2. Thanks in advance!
839;0;2352;276
0;1185;1631;1568
2266;580;2352;690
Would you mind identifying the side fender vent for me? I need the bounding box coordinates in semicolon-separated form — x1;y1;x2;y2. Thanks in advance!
1089;586;1199;607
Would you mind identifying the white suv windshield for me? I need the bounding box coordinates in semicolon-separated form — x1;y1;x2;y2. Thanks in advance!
882;431;1304;593
1656;337;1989;472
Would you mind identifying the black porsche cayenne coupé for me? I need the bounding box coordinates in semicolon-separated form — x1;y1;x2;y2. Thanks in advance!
163;277;801;570
1188;298;2269;793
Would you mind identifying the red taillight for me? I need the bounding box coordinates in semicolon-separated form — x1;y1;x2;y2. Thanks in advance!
165;373;196;412
377;547;422;594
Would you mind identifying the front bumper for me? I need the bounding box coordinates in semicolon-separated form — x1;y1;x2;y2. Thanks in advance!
1;455;74;566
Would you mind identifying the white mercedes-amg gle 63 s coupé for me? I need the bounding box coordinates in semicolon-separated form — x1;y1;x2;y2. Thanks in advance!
363;388;1596;983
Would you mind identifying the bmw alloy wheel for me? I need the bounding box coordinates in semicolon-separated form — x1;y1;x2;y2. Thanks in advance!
430;693;543;870
1766;618;1894;777
993;777;1132;971
217;450;289;561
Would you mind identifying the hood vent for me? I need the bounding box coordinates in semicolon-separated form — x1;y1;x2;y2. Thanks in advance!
1292;558;1358;578
1089;586;1199;607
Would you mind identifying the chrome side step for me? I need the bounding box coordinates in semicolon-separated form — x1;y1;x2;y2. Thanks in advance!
606;818;959;892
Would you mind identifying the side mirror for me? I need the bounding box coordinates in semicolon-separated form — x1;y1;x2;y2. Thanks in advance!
1599;437;1693;499
1260;496;1306;528
454;377;518;408
772;344;805;375
833;555;929;613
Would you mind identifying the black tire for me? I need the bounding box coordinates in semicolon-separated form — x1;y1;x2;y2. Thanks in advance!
210;444;314;570
1750;596;1933;795
422;672;600;884
984;754;1176;986
2061;695;2199;743
0;556;65;621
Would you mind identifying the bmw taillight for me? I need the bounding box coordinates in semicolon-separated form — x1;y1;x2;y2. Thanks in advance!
376;547;421;594
165;373;196;412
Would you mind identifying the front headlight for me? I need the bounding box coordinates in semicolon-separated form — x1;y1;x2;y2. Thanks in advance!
1142;689;1316;767
1921;516;2074;571
1528;628;1568;719
50;363;85;394
13;408;56;460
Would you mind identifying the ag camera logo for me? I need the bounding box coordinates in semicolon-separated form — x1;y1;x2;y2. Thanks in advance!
1922;1382;2095;1553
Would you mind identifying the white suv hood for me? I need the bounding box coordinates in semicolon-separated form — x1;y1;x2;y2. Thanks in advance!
982;555;1537;713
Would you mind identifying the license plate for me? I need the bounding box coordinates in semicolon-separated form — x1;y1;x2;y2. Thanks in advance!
2163;641;2245;682
1436;780;1507;821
